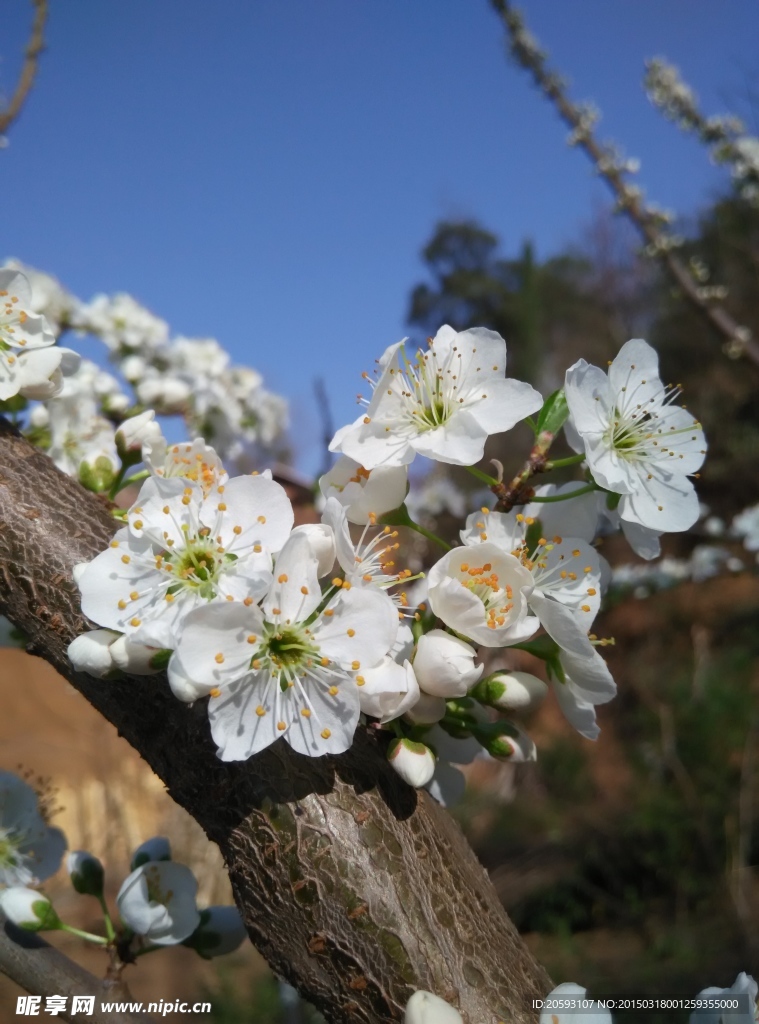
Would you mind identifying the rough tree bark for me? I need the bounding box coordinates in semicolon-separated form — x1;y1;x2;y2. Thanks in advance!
0;418;552;1024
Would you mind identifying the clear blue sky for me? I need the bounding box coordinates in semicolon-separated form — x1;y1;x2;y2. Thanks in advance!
3;0;758;472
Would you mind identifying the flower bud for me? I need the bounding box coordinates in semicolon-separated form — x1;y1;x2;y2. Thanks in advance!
473;721;536;762
289;523;336;577
131;836;171;870
67;851;105;898
109;635;163;676
78;455;117;494
115;410;162;457
412;630;483;698
0;887;61;931
184;905;247;959
29;404;50;429
387;738;436;788
405;991;463;1024
470;671;548;714
68;629;120;678
404;692;447;726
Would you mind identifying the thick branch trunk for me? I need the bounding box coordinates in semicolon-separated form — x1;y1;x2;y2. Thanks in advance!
0;419;551;1023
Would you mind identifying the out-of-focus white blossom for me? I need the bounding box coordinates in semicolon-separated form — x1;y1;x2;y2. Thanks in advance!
116;860;199;945
0;771;66;887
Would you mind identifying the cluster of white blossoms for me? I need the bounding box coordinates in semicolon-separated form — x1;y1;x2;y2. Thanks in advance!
65;325;707;802
1;259;288;479
0;770;245;961
0;269;80;404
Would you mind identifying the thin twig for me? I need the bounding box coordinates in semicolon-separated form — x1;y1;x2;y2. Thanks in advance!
0;0;48;136
313;376;334;480
0;915;156;1024
489;0;759;368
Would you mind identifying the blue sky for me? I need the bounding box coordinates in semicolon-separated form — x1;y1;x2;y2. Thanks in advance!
2;0;757;472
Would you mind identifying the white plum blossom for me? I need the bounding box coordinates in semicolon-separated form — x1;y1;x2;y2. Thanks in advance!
322;497;413;605
142;432;229;494
528;592;616;740
75;473;293;649
330;325;542;468
565;339;706;532
116;860;200;945
461;507;603;626
168;532;399;759
45;360;119;478
411;629;483;698
359;657;419;724
289;523;337;577
2;259;80;333
427;542;538;647
319;455;407;525
0;269;78;401
0;772;66;887
75;293;170;356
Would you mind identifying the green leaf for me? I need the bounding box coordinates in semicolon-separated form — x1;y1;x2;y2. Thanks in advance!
536;388;569;436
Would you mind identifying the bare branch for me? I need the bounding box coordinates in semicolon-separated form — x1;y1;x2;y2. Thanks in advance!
489;0;759;369
0;415;551;1024
0;915;156;1024
0;0;48;137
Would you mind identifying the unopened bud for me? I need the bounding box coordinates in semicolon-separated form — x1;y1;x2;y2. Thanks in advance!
470;671;548;714
184;906;247;959
387;738;436;788
405;991;463;1024
0;887;61;932
115;409;162;459
79;456;117;494
109;634;163;675
473;721;537;762
131;836;171;870
68;629;120;679
67;851;104;898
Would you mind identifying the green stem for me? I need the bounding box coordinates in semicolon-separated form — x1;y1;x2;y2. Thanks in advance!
465;465;500;487
120;469;150;490
527;483;599;503
98;895;116;943
107;465;129;501
60;924;108;945
544;453;586;470
405;519;451;552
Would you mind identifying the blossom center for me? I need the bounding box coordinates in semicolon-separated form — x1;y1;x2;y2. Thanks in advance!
254;621;321;689
458;561;515;629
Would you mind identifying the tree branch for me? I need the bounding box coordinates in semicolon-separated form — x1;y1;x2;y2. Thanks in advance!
0;417;551;1024
0;0;48;137
489;0;759;369
0;915;156;1024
